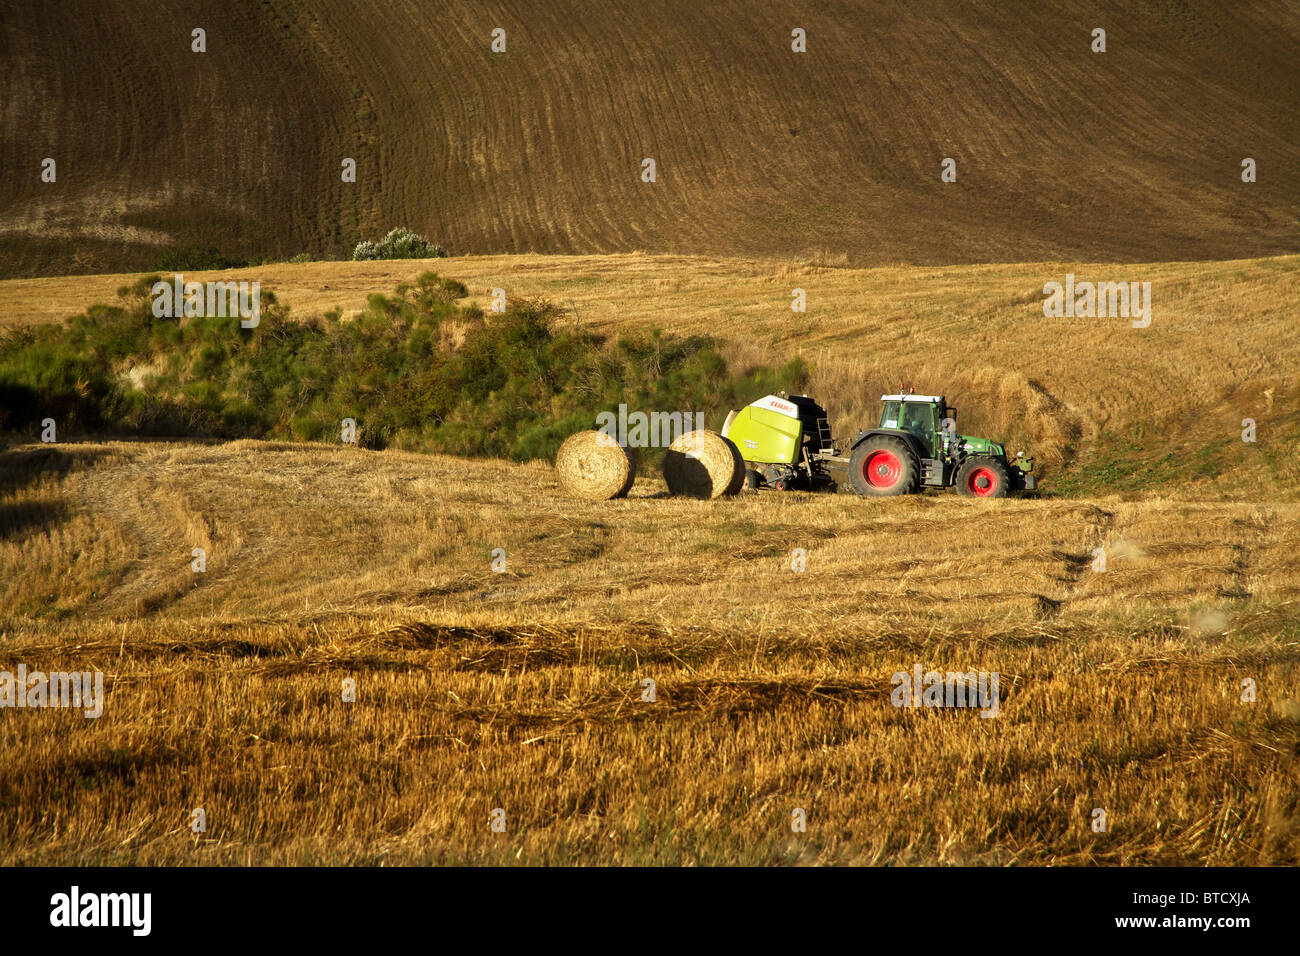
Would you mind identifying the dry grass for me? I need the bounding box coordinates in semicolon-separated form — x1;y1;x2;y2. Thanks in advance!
2;440;1297;864
3;1;1298;277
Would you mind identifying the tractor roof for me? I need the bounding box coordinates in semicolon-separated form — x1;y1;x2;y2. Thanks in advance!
880;394;944;403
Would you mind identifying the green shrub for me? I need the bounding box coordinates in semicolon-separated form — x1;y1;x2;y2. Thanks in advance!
351;227;448;261
149;246;250;272
0;272;806;460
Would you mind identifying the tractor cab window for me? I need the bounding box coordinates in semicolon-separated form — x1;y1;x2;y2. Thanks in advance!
900;402;934;434
900;402;937;455
879;401;901;429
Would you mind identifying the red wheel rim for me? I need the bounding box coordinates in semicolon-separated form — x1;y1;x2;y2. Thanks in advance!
863;450;902;488
967;467;998;497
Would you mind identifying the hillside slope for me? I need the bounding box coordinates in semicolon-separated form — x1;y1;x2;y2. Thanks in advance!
2;0;1298;277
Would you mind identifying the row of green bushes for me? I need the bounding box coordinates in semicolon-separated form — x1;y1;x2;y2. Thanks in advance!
0;272;806;461
148;227;448;272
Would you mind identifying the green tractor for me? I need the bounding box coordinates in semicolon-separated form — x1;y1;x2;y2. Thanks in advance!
721;391;1036;498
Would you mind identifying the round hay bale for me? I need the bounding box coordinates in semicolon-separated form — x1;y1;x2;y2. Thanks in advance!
663;430;744;499
555;430;636;500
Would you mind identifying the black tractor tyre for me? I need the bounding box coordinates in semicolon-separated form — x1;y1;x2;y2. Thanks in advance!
848;435;920;497
956;456;1011;499
744;468;763;491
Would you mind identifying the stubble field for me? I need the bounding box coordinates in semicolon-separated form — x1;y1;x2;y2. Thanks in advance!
2;437;1298;864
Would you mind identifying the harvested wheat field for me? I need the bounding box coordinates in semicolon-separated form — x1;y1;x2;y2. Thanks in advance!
2;439;1298;865
4;252;1296;498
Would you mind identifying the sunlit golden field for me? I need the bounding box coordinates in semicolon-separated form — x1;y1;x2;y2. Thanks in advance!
3;252;1297;497
2;438;1298;864
2;250;1298;864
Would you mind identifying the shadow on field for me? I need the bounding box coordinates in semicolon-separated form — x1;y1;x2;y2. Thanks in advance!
0;446;104;540
0;497;68;541
0;445;109;496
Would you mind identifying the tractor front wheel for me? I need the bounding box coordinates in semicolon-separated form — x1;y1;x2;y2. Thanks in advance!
956;457;1010;499
848;436;919;497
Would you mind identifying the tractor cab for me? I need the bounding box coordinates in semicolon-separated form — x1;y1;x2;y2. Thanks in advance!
878;394;949;459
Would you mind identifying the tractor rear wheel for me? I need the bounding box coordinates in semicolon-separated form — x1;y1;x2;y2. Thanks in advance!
956;457;1010;498
848;436;919;497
